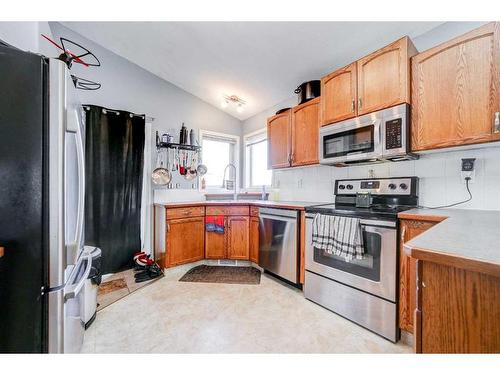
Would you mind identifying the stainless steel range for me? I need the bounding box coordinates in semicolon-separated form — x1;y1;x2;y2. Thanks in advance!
304;177;419;342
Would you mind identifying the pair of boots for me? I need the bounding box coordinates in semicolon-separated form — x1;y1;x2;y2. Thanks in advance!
133;252;163;283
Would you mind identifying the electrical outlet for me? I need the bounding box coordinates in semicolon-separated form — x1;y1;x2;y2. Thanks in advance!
298;178;303;188
461;158;476;183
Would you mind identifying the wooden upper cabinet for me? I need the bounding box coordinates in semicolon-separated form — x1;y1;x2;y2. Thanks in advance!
411;22;500;151
357;36;416;115
291;97;320;166
267;110;291;169
321;62;357;125
227;216;250;260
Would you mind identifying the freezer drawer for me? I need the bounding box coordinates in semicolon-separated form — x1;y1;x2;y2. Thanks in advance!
304;270;398;342
48;253;91;353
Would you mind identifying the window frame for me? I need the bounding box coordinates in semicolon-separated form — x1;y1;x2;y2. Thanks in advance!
198;129;240;192
244;128;272;190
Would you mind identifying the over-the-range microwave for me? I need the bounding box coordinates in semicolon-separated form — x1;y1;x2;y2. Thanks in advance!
319;103;418;167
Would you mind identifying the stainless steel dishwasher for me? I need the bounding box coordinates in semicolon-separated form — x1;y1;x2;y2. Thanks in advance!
258;207;299;284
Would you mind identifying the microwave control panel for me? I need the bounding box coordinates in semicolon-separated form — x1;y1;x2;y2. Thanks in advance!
385;118;402;149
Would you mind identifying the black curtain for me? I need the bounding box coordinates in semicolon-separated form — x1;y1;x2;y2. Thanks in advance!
84;105;145;274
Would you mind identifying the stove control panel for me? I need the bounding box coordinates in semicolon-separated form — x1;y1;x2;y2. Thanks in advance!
335;177;417;196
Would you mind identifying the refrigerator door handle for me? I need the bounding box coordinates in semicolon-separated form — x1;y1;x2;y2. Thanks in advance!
74;118;85;252
64;254;91;300
65;115;85;262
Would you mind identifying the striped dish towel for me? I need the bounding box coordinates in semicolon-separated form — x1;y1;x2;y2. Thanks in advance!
312;213;364;262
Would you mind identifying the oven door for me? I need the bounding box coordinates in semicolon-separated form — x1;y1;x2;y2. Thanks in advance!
305;215;397;302
319;117;382;165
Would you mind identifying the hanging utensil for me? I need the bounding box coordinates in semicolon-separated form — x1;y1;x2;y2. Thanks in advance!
170;148;175;173
179;149;187;176
152;149;171;186
196;151;207;176
185;152;198;181
174;148;180;171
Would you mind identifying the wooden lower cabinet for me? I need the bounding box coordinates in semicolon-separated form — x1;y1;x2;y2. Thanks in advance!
204;215;252;261
227;216;250;260
166;217;205;267
205;219;227;259
249;216;259;264
416;261;500;353
399;219;437;332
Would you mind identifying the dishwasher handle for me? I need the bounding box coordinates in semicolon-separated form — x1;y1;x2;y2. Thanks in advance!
259;213;299;223
259;207;299;219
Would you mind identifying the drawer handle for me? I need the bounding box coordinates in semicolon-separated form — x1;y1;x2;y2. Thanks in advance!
494;112;500;134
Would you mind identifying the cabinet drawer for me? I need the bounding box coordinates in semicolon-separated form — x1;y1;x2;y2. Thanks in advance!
250;206;260;217
206;205;249;216
167;206;205;219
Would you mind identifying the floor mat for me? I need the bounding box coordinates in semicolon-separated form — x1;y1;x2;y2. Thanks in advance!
179;265;261;285
97;268;163;311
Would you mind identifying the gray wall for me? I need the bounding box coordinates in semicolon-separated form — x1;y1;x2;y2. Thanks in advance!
241;21;487;136
48;22;242;190
0;21;55;56
242;21;500;211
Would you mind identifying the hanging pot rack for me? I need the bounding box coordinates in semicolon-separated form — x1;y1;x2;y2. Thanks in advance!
155;131;201;152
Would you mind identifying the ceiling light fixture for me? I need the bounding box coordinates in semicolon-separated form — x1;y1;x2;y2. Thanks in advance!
221;94;246;113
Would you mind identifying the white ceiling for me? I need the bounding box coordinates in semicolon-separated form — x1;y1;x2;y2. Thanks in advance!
62;22;442;121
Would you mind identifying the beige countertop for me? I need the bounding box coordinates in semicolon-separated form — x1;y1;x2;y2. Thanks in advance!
154;200;326;210
399;208;500;276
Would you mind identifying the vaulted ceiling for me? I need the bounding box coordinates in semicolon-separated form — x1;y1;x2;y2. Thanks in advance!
62;22;442;120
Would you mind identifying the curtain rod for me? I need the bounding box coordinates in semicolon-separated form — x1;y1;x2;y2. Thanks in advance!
83;105;155;122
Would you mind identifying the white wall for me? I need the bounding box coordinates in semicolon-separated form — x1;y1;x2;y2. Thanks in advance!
0;21;55;56
1;22;244;254
272;147;500;210
242;21;499;210
0;22;39;52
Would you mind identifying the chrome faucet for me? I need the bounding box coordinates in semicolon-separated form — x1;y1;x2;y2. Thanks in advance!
222;163;237;200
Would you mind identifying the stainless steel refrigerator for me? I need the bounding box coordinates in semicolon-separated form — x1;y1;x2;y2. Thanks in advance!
0;41;89;353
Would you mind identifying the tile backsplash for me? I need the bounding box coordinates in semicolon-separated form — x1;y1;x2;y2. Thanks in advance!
272;146;500;210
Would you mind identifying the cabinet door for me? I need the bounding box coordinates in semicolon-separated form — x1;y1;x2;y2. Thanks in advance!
249;216;259;264
321;62;357;125
399;219;437;333
291;97;320;166
357;36;415;115
227;216;250;260
267;111;291;169
167;217;205;267
205;218;227;259
412;22;500;151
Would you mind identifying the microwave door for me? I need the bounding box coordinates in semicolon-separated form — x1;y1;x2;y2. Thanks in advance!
321;119;382;164
346;118;382;162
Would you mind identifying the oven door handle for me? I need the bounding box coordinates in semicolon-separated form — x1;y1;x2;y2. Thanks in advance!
362;225;396;235
305;215;395;229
